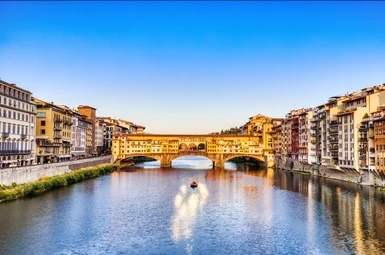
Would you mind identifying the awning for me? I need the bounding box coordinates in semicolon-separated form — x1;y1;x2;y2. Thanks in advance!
71;151;86;155
58;154;71;158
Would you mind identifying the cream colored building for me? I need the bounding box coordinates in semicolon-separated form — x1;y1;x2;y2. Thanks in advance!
0;79;36;167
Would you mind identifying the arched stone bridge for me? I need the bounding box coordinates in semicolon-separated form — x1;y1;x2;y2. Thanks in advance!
112;134;274;169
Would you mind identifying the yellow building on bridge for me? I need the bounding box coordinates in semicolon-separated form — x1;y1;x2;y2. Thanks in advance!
112;134;274;168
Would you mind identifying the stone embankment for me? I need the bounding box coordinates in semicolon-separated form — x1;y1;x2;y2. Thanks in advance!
0;156;113;186
274;156;385;188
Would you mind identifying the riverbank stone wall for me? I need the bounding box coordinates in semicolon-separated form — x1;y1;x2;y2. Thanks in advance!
0;156;113;186
274;156;385;188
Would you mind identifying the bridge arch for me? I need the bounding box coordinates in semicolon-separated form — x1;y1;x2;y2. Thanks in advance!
197;143;205;150
188;143;197;151
179;143;188;151
115;154;162;165
223;154;266;164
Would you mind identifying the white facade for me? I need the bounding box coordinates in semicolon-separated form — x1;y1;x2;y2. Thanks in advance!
95;120;104;152
0;80;36;167
71;115;87;158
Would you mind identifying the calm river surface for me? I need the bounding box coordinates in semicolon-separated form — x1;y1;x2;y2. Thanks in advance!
1;156;385;255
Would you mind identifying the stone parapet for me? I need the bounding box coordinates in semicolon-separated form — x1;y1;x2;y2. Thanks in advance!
274;156;385;187
0;156;112;186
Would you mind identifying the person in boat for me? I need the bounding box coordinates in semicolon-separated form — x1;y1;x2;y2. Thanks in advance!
191;180;198;187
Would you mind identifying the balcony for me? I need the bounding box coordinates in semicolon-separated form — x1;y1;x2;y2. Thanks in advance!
54;118;63;123
359;126;368;132
329;145;339;151
359;137;367;142
310;118;318;123
331;153;339;159
54;126;62;131
328;128;339;134
37;142;62;147
0;150;31;155
63;143;71;147
369;147;375;153
330;120;339;126
21;134;27;139
2;132;9;138
53;135;62;139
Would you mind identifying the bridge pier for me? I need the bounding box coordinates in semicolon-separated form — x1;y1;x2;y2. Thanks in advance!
160;154;172;168
213;154;225;169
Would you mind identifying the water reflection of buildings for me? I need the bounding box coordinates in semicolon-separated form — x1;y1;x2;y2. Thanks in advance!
273;169;385;254
171;183;209;245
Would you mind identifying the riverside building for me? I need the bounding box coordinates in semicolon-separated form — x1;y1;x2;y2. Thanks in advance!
33;98;73;164
0;79;36;168
280;83;385;181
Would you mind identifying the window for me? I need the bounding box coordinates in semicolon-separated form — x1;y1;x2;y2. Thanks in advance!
41;129;46;135
41;120;46;126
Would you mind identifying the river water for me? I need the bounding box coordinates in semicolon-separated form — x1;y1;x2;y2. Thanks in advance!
1;156;385;255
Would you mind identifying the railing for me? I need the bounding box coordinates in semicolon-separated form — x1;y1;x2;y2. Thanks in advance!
359;126;368;132
37;142;61;147
63;120;73;125
331;153;339;159
359;137;367;142
54;126;62;131
53;135;62;139
328;128;339;134
21;134;27;139
330;120;339;126
54;118;63;123
0;150;31;155
1;132;9;138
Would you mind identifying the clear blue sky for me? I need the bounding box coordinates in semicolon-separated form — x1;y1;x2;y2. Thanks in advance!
1;1;384;134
